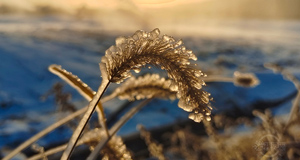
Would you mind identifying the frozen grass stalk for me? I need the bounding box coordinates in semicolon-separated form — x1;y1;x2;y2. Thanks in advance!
61;28;212;159
61;75;110;159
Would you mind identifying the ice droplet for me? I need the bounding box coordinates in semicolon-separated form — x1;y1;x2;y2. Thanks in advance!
205;116;211;121
133;68;141;73
149;28;160;39
174;40;183;47
181;46;186;52
190;54;197;61
116;36;126;46
194;71;202;77
170;83;178;91
201;96;210;104
178;99;193;112
194;83;202;89
105;49;112;55
206;111;211;116
163;35;171;42
176;91;182;98
178;99;186;109
189;113;203;123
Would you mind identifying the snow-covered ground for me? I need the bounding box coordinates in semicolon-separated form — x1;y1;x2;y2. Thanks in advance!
0;16;300;157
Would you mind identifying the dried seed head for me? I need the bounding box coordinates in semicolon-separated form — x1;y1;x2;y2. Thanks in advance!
233;71;260;87
101;136;132;160
100;28;212;122
113;74;177;101
80;128;132;160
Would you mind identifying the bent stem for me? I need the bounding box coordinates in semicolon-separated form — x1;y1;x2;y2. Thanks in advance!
61;79;110;160
87;98;152;160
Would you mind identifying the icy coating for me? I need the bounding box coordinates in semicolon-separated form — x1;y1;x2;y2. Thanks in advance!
113;74;177;101
100;28;212;122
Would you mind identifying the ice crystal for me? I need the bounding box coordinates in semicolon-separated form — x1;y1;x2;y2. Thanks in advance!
101;135;132;160
101;28;212;122
80;128;132;160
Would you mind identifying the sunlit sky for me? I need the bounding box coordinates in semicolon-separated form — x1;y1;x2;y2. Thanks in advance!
0;0;298;22
132;0;205;8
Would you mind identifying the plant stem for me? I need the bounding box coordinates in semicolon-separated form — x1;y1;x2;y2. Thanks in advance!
3;107;87;160
27;99;151;160
203;76;234;83
3;93;116;160
61;79;110;160
87;98;152;160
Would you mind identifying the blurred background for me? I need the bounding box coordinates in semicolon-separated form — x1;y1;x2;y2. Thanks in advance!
0;0;300;159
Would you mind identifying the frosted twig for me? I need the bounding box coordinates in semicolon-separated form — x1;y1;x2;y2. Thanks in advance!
28;144;66;160
61;77;110;160
48;64;108;136
203;71;260;88
264;63;300;127
138;125;167;160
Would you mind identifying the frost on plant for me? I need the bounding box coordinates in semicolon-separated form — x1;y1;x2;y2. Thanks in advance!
233;71;260;88
101;28;212;122
112;74;177;101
